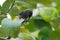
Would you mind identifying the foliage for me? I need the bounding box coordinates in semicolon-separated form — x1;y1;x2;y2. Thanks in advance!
0;0;60;40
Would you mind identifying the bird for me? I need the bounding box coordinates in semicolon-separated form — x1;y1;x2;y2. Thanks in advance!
17;9;33;24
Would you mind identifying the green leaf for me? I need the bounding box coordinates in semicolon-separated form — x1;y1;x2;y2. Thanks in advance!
38;27;51;40
50;13;59;29
34;17;51;29
0;14;6;24
39;7;58;22
36;16;52;40
15;0;36;9
18;32;36;40
1;18;24;38
50;30;60;40
1;0;15;14
0;27;7;37
25;18;35;32
0;5;1;10
0;5;1;14
9;7;19;19
15;0;52;10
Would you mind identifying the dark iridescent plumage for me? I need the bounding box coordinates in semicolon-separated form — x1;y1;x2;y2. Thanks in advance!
18;10;33;24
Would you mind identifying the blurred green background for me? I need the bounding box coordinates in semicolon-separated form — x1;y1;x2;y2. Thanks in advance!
0;0;60;40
